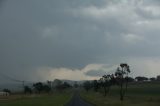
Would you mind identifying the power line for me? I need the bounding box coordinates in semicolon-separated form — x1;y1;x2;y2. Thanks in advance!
0;72;22;82
0;72;32;83
0;72;34;90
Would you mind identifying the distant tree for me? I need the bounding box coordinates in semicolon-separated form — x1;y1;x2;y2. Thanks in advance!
100;74;112;96
93;80;100;92
63;82;72;89
52;80;72;92
157;75;160;81
43;85;51;93
135;76;148;82
74;82;79;88
83;81;92;92
115;63;130;101
24;86;32;94
3;89;11;94
47;80;52;89
150;77;156;81
53;79;62;89
33;82;44;93
125;77;134;82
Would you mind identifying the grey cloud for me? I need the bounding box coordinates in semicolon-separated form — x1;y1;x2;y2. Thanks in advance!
85;64;117;77
85;70;106;77
1;0;160;81
85;68;115;77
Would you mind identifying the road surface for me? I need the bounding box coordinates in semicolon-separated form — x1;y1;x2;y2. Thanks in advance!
65;91;93;106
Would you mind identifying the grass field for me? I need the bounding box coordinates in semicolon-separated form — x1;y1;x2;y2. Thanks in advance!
81;82;160;106
0;90;72;106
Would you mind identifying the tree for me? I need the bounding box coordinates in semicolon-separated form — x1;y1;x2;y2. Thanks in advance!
93;80;100;92
24;86;32;94
115;63;130;101
156;75;160;81
74;82;79;88
150;77;156;81
3;89;11;94
33;82;44;93
53;79;62;89
126;77;134;82
47;80;52;89
100;74;112;96
83;81;92;92
43;85;51;93
135;76;148;82
63;82;72;89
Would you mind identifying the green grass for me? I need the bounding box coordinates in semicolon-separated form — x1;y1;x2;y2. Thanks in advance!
81;82;160;106
0;90;72;106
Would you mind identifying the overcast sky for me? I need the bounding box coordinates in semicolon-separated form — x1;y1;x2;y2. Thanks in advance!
1;0;160;82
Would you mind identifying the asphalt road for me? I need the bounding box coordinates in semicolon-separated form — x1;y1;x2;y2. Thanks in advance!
65;91;93;106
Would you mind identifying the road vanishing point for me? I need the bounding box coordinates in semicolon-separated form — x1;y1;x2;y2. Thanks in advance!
65;91;93;106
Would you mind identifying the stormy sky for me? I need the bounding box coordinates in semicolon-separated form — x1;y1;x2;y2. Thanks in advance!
1;0;160;82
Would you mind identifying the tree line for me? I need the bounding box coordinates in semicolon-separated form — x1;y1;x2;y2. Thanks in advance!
83;63;160;101
24;79;72;94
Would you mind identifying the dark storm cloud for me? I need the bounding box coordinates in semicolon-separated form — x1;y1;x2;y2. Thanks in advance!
1;0;160;81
